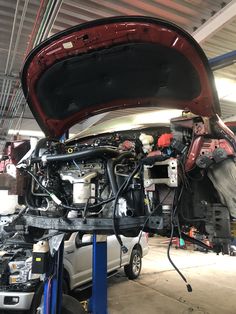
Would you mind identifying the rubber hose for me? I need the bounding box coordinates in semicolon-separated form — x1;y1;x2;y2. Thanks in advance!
106;151;134;195
32;147;120;163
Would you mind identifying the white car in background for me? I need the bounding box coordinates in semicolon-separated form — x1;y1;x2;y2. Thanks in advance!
0;232;148;313
63;232;148;292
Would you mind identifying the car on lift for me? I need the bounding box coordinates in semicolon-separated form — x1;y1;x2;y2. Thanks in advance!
1;16;236;308
0;231;148;313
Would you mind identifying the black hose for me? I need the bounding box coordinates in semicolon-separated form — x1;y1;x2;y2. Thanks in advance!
32;147;120;163
140;155;169;165
107;159;118;195
167;187;192;292
106;152;134;195
112;163;141;251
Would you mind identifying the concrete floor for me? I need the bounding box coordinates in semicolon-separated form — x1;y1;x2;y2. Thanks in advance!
108;237;236;314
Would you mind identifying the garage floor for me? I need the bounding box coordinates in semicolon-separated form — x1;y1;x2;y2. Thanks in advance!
108;237;236;314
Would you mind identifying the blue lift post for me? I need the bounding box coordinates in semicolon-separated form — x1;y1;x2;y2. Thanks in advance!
43;240;64;314
42;132;68;314
89;233;108;314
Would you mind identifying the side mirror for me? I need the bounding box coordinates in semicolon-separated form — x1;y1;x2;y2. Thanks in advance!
75;233;93;248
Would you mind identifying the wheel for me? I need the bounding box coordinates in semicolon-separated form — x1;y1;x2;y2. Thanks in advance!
28;282;44;314
62;294;87;314
124;248;142;280
31;292;86;314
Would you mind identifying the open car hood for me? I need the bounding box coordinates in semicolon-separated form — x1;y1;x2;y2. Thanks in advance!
21;16;220;138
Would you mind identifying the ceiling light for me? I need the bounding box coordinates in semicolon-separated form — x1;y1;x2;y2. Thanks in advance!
8;129;45;138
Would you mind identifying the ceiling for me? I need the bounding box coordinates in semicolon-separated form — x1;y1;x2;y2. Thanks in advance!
1;0;236;151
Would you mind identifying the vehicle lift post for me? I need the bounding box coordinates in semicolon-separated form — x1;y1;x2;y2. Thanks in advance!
89;233;108;314
43;239;64;314
43;233;108;314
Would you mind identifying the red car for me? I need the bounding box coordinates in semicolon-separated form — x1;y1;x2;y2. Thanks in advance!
2;16;236;255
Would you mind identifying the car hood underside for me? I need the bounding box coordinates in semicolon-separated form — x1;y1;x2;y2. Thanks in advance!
21;16;220;138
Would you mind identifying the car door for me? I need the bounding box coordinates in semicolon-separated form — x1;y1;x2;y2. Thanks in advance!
68;233;93;288
107;235;134;271
107;235;121;271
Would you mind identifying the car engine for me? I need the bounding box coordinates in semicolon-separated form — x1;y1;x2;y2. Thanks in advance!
1;113;236;254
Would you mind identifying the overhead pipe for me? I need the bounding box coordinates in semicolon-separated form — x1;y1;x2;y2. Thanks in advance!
2;90;22;130
0;79;7;105
6;0;59;143
4;88;22;120
0;0;24;132
1;0;65;152
1;0;30;114
11;95;25;124
4;0;20;74
0;0;48;150
0;80;10;112
8;0;30;74
33;0;55;45
0;80;13;117
13;104;26;134
6;0;62;144
3;94;24;133
41;0;63;41
24;0;46;57
209;50;236;71
0;80;11;113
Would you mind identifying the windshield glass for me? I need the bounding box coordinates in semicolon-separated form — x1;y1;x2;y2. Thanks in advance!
69;108;183;141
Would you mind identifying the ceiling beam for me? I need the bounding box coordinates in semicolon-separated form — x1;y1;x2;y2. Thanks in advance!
192;0;236;44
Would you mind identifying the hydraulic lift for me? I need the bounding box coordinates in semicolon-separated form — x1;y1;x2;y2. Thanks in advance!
41;51;236;314
43;234;108;314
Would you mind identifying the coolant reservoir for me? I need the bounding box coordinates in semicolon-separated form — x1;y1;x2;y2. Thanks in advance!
0;190;18;215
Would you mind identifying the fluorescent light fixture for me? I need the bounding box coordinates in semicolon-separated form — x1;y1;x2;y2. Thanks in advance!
215;77;236;102
8;129;76;138
8;129;45;137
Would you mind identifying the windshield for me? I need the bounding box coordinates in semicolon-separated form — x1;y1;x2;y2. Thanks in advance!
69;108;183;141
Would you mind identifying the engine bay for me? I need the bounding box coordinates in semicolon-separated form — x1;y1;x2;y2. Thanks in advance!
1;113;235;255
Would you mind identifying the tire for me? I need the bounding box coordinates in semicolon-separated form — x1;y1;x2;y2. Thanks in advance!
29;289;85;314
62;294;87;314
124;248;142;280
28;278;69;313
28;282;44;314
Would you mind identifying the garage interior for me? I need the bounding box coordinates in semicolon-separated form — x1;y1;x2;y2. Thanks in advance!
1;0;236;145
108;237;236;314
1;1;236;314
